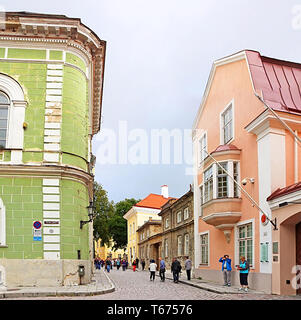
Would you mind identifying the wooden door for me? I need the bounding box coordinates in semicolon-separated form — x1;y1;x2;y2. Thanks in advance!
296;223;301;295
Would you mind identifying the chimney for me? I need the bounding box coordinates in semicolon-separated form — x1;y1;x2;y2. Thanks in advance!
161;185;169;198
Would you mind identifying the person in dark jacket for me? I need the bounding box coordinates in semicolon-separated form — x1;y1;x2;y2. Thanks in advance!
171;258;182;283
141;259;146;271
219;254;232;286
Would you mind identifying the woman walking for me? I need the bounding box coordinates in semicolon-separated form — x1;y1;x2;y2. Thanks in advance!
132;259;137;272
237;256;250;292
149;259;157;281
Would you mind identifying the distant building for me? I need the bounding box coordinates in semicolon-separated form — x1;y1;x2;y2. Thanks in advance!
94;239;126;260
137;218;162;269
159;187;194;270
123;185;175;263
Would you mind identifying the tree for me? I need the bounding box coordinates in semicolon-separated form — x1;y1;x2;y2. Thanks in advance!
109;198;140;250
93;182;115;247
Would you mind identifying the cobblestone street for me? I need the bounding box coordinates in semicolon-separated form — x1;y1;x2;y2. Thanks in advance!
6;269;300;300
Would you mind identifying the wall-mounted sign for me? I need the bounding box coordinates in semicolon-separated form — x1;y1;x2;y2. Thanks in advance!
33;221;42;229
33;229;42;241
43;220;60;226
261;214;269;226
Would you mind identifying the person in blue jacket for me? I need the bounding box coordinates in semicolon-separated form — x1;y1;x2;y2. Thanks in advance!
219;254;232;286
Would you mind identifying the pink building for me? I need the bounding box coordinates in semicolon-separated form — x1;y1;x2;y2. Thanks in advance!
192;50;301;295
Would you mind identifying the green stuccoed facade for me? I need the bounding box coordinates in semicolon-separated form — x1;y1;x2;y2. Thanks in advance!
0;12;105;288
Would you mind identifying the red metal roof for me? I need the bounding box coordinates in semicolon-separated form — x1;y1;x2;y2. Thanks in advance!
212;144;240;153
135;194;176;210
246;50;301;115
267;181;301;201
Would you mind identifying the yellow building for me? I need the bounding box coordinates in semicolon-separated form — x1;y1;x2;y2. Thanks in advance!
123;186;175;264
94;239;126;260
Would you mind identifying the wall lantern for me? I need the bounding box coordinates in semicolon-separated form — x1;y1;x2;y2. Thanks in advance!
80;200;96;229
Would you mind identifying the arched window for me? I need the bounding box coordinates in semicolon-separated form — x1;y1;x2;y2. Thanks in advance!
0;92;9;149
0;198;6;246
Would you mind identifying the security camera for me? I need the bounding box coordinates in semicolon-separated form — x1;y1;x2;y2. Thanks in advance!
241;178;248;186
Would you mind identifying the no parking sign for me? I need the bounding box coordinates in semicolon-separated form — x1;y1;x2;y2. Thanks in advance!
33;220;42;241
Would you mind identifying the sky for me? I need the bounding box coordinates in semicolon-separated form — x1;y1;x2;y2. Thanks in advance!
1;0;301;202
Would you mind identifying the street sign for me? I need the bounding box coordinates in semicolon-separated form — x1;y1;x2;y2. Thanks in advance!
33;229;42;241
33;221;42;229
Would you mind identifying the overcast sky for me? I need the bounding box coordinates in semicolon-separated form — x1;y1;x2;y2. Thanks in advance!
2;0;301;202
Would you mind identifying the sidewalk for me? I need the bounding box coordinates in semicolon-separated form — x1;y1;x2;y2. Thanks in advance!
156;271;266;294
0;269;115;299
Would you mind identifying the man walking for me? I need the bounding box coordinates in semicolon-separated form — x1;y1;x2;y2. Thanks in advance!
171;257;182;283
159;257;166;282
149;259;157;281
219;254;232;286
184;256;192;280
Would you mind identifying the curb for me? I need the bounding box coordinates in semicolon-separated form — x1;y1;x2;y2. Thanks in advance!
0;270;115;299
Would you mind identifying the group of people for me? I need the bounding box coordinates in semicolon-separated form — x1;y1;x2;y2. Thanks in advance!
148;256;192;283
94;257;129;273
219;254;250;292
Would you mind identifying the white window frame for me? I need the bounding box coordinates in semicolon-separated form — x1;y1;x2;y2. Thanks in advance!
176;211;182;223
234;219;255;269
165;217;170;229
0;198;6;246
200;231;210;266
199;131;207;166
220;100;234;145
184;207;189;220
177;235;182;256
184;233;189;255
0;74;27;150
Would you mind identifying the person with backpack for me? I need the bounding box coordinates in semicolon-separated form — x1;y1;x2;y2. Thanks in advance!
219;254;232;286
171;257;182;283
237;256;250;292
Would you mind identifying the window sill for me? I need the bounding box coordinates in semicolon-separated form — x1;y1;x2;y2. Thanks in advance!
0;245;8;248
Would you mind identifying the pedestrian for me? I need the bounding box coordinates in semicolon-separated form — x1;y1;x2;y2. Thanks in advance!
184;256;192;281
116;258;121;270
171;257;182;283
111;259;114;270
121;259;127;271
159;257;166;282
219;254;232;287
105;258;111;273
149;259;157;281
97;257;101;270
136;257;139;269
132;259;136;272
141;259;146;271
237;256;250;292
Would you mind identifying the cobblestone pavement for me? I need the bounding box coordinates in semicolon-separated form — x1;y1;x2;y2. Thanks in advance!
4;269;301;300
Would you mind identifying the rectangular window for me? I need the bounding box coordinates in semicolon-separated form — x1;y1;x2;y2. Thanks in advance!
177;235;182;256
177;211;182;223
165;217;170;229
184;234;189;255
0;92;9;149
199;133;207;164
184;207;189;220
200;233;209;265
238;223;253;264
221;104;233;144
204;166;213;203
217;162;228;198
165;239;168;257
233;162;239;198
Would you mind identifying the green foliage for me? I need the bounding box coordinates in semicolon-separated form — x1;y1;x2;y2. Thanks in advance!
93;182;140;250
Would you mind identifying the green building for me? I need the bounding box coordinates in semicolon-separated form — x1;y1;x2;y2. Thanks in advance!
0;12;106;288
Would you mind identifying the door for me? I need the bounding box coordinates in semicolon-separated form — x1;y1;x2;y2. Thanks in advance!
296;223;301;294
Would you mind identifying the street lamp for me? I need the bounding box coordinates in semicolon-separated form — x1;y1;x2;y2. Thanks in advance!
80;200;96;229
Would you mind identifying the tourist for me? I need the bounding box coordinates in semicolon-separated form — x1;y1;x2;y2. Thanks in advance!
149;259;157;281
136;257;139;269
116;258;121;270
159;257;166;282
184;256;192;281
141;259;146;271
132;259;137;272
171;257;182;283
105;258;111;273
219;254;232;287
237;256;250;292
121;259;127;271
